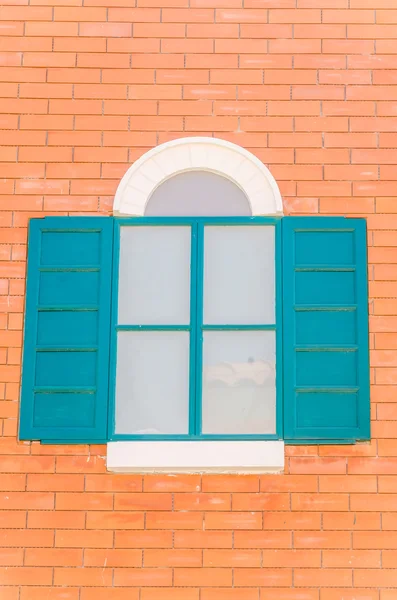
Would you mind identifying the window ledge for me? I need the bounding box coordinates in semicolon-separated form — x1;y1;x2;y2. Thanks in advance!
106;440;284;473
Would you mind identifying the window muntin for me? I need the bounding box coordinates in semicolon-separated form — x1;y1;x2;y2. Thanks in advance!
111;217;281;441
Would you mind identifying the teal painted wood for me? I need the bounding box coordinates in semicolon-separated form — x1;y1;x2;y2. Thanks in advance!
109;217;281;441
189;223;199;435
20;216;114;442
194;222;205;436
275;218;283;438
202;324;276;331
282;216;370;442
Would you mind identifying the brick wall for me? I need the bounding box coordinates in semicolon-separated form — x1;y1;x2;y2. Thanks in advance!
1;0;397;598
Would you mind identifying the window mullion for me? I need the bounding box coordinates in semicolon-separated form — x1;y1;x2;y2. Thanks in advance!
188;222;198;436
191;222;204;437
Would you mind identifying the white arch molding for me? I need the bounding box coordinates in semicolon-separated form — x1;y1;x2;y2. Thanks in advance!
113;137;283;217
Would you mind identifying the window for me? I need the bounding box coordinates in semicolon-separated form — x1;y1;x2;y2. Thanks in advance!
19;214;370;450
112;218;280;440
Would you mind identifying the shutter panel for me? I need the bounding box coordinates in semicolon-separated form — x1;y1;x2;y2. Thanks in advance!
282;217;370;442
20;217;114;442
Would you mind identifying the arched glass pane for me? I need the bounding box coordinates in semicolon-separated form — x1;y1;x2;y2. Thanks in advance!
145;171;251;216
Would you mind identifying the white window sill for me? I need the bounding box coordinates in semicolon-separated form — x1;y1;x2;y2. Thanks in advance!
107;440;284;473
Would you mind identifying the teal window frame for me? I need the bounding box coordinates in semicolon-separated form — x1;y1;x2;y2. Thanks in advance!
108;216;283;441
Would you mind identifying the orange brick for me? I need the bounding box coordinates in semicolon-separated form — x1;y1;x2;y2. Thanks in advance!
321;197;375;214
320;506;378;530
355;569;397;587
79;22;132;36
114;568;172;587
25;548;83;567
174;531;232;549
234;567;292;587
86;474;142;492
323;550;380;568
380;513;397;530
350;493;397;511
295;568;352;587
234;531;292;549
260;475;318;492
81;591;139;600
56;455;106;473
269;9;320;23
203;550;262;569
145;549;202;567
382;592;397;600
289;457;347;474
323;8;374;22
173;493;231;511
29;507;85;528
0;548;23;566
54;567;112;587
201;591;257;600
86;511;145;530
144;511;203;529
202;475;258;492
0;566;52;585
84;549;142;567
0;491;54;509
174;568;232;587
383;550;397;568
0;473;25;491
55;530;114;549
260;591;318;600
26;474;84;492
354;532;397;549
292;493;349;511
263;512;321;530
294;532;351;549
55;492;113;511
232;493;290;511
114;530;173;549
319;475;377;492
262;549;321;568
0;529;54;548
323;39;374;54
205;512;262;530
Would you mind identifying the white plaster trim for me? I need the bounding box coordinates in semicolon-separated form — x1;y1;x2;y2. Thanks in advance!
113;137;283;217
107;441;284;473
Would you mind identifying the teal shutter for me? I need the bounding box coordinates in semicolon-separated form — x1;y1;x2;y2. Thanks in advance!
20;217;114;442
282;217;370;442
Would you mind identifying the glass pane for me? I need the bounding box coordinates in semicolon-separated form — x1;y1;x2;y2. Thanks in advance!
145;171;251;216
202;331;276;435
115;331;190;435
118;226;191;325
203;226;275;325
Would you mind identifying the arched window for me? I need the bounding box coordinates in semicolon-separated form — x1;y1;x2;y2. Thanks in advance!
113;137;283;441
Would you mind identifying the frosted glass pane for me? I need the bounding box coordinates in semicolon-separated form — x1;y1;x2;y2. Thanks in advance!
202;331;276;434
118;226;191;325
145;171;251;216
203;226;275;325
115;331;190;434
